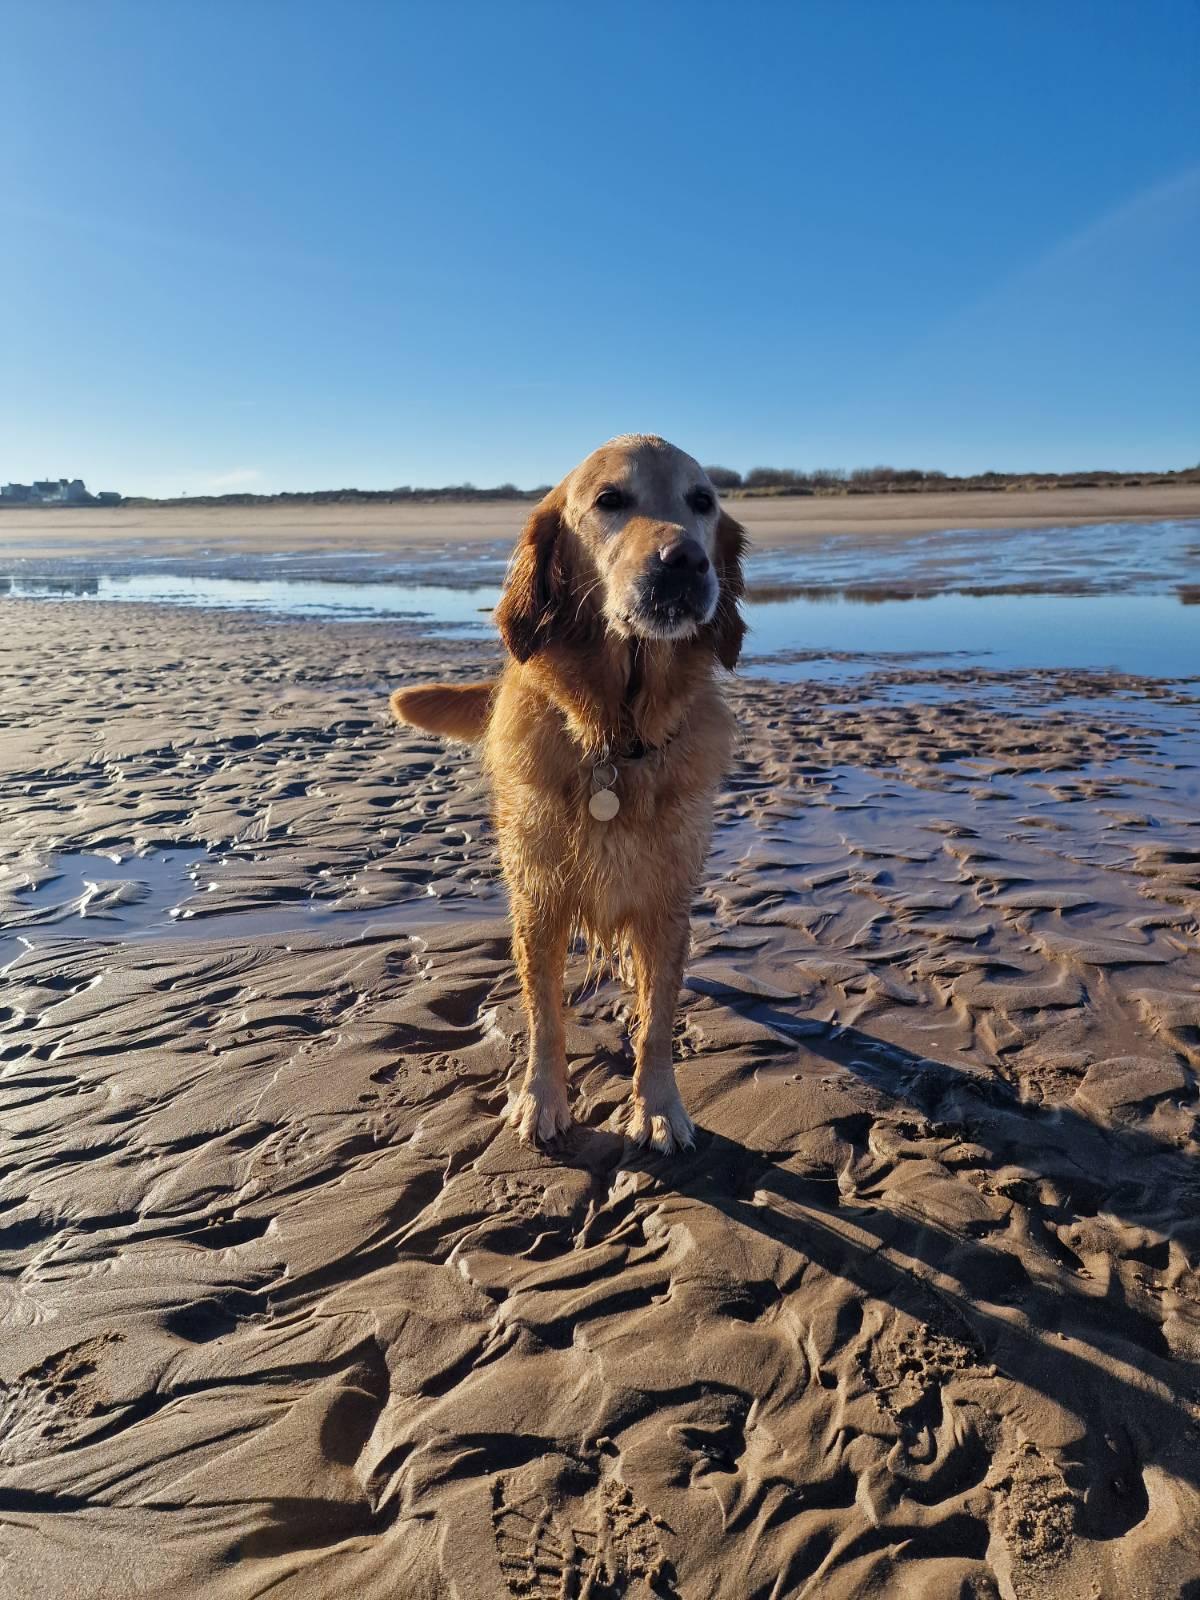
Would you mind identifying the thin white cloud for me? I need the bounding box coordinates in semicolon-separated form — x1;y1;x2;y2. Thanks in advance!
6;199;336;277
207;467;263;489
935;163;1200;338
1024;162;1200;277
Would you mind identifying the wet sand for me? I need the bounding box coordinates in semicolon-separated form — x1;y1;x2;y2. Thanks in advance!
2;588;1199;1597
4;480;1200;557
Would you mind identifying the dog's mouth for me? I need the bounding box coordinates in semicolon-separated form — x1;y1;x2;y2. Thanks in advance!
624;573;718;639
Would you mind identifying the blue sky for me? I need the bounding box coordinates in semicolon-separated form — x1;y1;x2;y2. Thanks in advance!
3;0;1197;496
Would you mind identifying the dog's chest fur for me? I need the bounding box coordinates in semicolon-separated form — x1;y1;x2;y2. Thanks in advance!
485;665;733;936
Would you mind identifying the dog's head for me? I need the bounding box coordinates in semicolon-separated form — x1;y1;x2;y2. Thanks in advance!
495;435;747;669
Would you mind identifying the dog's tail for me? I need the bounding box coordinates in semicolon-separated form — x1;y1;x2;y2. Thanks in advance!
390;680;495;743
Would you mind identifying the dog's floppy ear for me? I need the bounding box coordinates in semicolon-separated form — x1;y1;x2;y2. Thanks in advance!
495;485;584;662
708;509;748;669
494;488;565;662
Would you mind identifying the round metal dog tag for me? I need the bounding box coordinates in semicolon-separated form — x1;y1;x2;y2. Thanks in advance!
588;788;620;821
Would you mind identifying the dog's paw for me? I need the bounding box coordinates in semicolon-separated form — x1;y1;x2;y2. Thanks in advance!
507;1081;573;1146
626;1095;695;1155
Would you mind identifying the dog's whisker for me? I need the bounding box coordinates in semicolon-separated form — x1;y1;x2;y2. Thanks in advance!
570;577;603;627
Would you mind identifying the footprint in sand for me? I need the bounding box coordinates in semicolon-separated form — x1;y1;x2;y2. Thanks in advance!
492;1476;673;1599
0;1331;123;1467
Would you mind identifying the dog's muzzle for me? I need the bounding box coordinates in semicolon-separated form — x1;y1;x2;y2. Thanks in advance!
632;538;717;634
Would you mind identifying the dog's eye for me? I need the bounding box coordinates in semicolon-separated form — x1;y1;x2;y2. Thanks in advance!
595;488;627;512
688;488;715;514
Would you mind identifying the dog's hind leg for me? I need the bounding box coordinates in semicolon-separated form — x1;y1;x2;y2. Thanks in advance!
506;896;573;1145
625;912;695;1155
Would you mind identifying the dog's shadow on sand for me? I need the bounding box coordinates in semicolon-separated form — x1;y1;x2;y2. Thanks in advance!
552;1008;1200;1509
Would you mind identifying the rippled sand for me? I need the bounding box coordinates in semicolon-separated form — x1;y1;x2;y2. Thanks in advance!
1;599;1199;1598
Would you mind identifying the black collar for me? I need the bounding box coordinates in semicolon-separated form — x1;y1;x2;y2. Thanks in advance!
616;734;655;761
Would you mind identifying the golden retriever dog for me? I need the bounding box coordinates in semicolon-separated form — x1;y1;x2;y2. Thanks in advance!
391;435;746;1153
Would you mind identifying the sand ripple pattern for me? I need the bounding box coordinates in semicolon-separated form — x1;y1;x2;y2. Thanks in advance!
1;602;1198;1599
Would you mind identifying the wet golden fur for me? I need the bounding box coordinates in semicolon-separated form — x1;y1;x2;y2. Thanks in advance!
391;436;747;1152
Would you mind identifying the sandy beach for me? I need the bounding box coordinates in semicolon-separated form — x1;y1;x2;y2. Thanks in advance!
1;519;1199;1598
4;481;1200;559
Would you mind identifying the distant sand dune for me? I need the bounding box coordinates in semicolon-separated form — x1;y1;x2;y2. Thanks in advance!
2;480;1200;556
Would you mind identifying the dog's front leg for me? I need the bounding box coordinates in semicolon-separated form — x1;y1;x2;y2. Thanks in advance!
627;912;696;1155
506;896;573;1145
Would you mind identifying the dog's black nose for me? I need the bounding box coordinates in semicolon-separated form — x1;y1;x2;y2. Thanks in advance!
657;538;710;575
